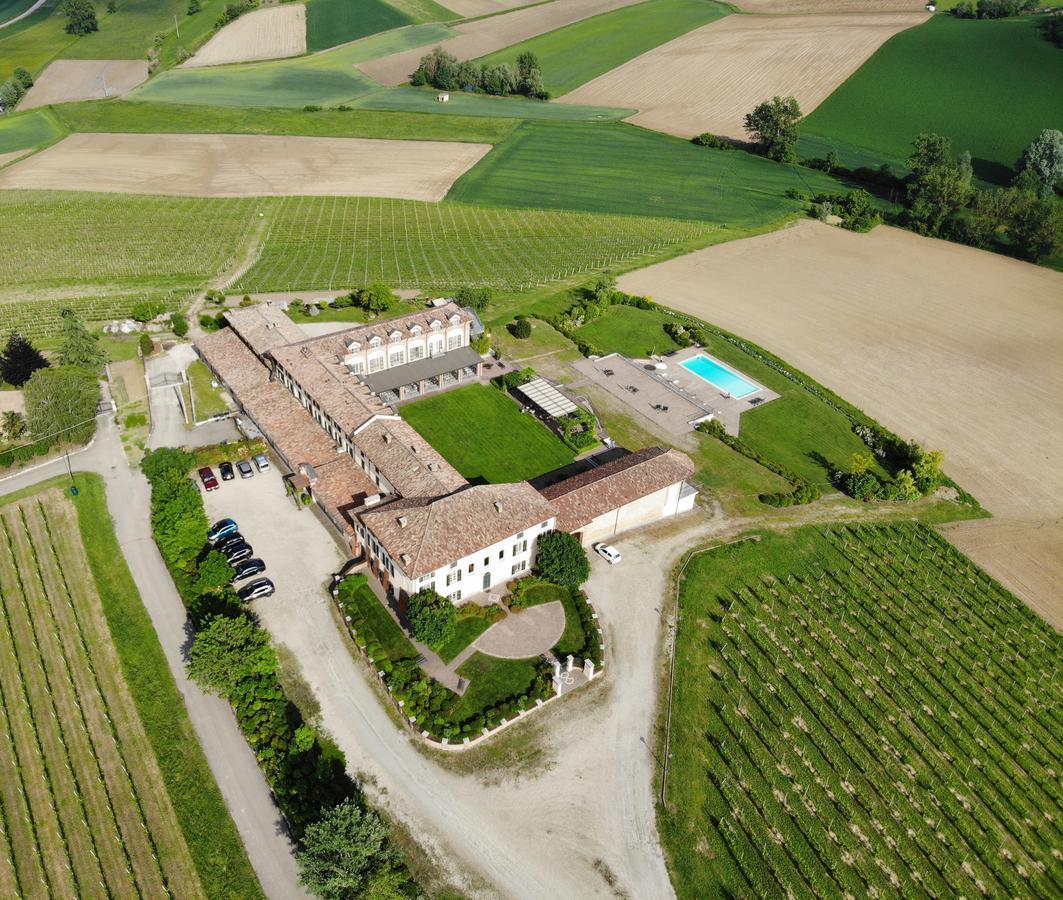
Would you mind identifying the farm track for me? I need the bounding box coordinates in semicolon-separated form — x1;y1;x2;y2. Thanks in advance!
0;493;204;899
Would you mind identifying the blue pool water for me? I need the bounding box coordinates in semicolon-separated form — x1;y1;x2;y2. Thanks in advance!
680;354;759;397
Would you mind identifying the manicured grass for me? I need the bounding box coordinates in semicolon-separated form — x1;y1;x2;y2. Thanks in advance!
55;98;519;143
516;581;569;608
400;383;575;483
99;333;143;361
341;576;420;661
435;615;490;663
306;0;414;52
128;23;451;107
801;15;1063;183
550;590;585;658
236;196;713;293
284;298;425;324
8;474;263;898
187;359;228;419
477;0;729;96
664;522;1062;898
0;0;75;82
61;0;188;60
451;652;539;720
0;0;35;23
448;120;853;224
353;85;630;121
0;108;62;154
574;304;680;358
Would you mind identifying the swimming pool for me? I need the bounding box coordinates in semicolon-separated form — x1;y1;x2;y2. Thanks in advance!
680;354;760;398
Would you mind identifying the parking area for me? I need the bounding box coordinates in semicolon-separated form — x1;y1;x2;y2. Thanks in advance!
199;462;348;629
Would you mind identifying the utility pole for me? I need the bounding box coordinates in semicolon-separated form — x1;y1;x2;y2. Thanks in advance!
65;450;78;496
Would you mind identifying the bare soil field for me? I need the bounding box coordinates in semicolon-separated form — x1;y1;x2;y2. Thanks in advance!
0;149;30;169
735;0;924;10
559;12;927;138
0;132;491;200
19;60;149;110
184;5;307;68
357;0;649;85
619;221;1063;627
443;0;536;17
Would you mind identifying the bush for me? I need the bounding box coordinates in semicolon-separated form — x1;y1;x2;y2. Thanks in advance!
406;589;456;650
534;531;589;588
491;366;535;391
558;407;597;452
691;132;734;150
470;333;491;354
509;317;532;339
139;333;155;356
170;313;189;337
131;299;165;323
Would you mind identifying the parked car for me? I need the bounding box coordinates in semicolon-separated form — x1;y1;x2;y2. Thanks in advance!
219;461;235;481
238;578;275;602
224;542;253;564
197;467;219;492
594;542;622;565
208;518;238;543
236;460;254;479
232;558;266;582
215;532;245;552
253;453;270;472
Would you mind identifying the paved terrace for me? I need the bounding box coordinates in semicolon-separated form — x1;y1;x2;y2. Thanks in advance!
574;349;778;436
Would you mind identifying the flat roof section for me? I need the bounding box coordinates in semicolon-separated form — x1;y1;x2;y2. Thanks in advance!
363;346;481;395
516;378;578;418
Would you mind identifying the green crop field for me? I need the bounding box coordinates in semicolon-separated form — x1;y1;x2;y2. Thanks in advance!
353;85;631;122
0;0;35;23
235;195;715;292
0;0;75;81
448;121;852;224
400;384;575;483
0;108;62;154
476;0;730;97
62;0;187;59
306;0;415;52
0;485;258;898
801;15;1063;183
665;522;1063;898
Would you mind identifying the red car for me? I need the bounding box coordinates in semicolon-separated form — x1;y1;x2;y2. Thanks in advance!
198;466;219;491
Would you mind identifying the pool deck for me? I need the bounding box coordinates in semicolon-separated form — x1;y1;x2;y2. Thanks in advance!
574;348;778;436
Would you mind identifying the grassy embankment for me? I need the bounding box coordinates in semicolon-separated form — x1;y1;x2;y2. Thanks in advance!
800;15;1063;183
663;522;1062;897
476;0;730;96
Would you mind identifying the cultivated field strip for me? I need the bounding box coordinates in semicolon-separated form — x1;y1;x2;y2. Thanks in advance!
687;523;1062;897
237;195;713;291
0;492;204;899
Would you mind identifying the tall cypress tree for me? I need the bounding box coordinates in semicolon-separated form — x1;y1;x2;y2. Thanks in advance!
0;332;49;387
57;308;106;373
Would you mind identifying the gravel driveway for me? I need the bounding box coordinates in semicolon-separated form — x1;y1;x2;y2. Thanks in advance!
202;458;718;897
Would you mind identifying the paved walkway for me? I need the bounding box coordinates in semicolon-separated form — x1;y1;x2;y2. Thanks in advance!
0;415;306;899
472;601;565;659
146;345;239;449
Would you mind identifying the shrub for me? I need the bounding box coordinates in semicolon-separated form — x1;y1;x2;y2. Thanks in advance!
139;333;155;356
691;132;734;151
558;407;597;452
131;299;165;323
491;367;535;391
509;317;532;339
470;333;491;354
170;312;189;337
534;531;589;588
406;589;456;650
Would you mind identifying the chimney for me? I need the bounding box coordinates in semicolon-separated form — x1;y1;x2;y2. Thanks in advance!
383;432;392;444
494;500;503;514
400;553;412;566
397;515;408;528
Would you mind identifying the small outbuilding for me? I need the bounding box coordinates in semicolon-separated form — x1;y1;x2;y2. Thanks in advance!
437;92;450;103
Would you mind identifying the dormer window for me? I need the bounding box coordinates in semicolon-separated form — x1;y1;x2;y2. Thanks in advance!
369;336;382;347
449;314;460;325
346;340;360;352
389;330;402;341
410;325;422;336
430;320;441;330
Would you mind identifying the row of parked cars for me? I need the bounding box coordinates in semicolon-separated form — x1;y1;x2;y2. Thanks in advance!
208;518;274;601
198;454;271;492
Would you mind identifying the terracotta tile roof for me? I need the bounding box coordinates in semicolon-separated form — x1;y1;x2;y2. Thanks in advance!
225;304;306;357
354;418;466;498
294;302;471;351
359;483;556;579
242;382;340;468
540;447;695;532
195;328;270;401
311;456;378;535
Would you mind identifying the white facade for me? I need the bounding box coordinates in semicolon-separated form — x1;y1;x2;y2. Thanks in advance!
574;482;695;547
341;313;468;376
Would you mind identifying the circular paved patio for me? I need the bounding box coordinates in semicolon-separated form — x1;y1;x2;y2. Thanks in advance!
474;601;566;659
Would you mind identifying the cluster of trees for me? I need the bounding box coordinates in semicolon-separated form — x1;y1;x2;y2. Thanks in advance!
952;0;1035;18
0;68;34;111
835;448;943;503
744;95;802;162
811;188;880;232
61;0;98;34
557;406;597;452
405;588;457;650
545;276;656;356
328;282;399;314
216;0;257;27
691;132;735;151
906;131;1062;261
411;47;548;100
664;320;711;348
534;531;590;588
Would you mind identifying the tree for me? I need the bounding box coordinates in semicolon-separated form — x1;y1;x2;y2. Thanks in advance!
510;317;532;339
141;446;196;482
61;0;98;34
891;469;920;502
193;550;236;595
410;47;459;90
1009;195;1063;261
170;312;189;337
744;96;802;162
833;189;878;232
1016;129;1063;199
405;589;456;650
23;366;100;446
910;448;944;494
905;136;973;236
106;0;116;11
149;470;208;569
357;283;397;313
139;333;155;357
57;308;106;372
2;410;26;441
297;799;408;900
849;451;875;474
13;68;33;90
188;613;277;700
481;63;516;96
0;332;49;387
534;531;589;587
907;133;954;178
187;0;201;12
515;51;547;99
453;286;492;314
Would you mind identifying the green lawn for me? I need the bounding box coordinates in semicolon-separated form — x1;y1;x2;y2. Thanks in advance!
400;383;575;483
574;304;680;358
451;652;539;720
801;15;1063;183
0;0;75;82
65;474;263;898
476;0;729;97
550;590;585;658
0;0;35;23
0;107;62;154
435;615;490;663
448;120;853;224
340;576;419;661
306;0;415;53
284;298;425;325
54;99;519;143
664;522;1062;897
187;359;228;419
